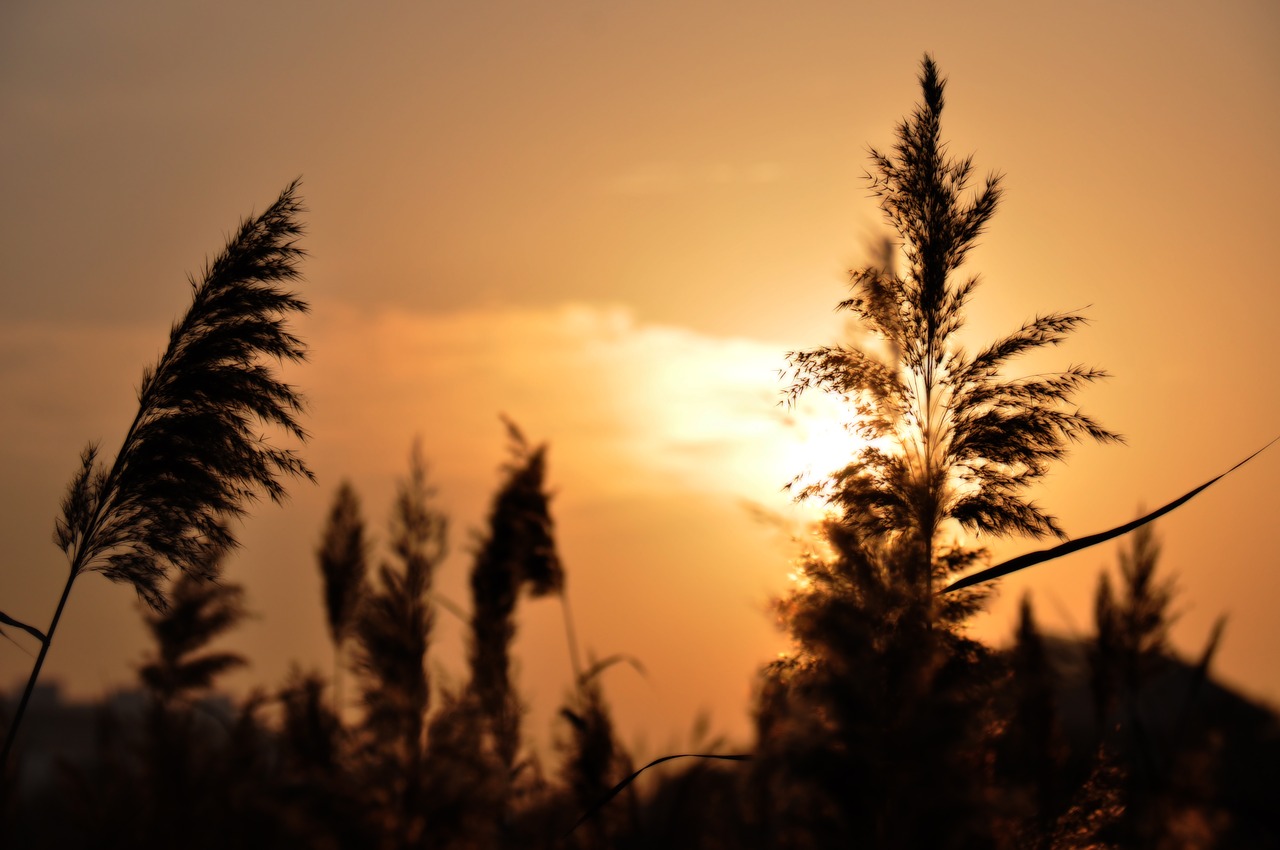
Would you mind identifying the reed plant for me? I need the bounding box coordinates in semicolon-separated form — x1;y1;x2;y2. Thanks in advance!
352;441;448;847
467;419;564;777
759;54;1122;846
784;55;1121;603
316;480;370;715
1;180;312;774
138;550;248;707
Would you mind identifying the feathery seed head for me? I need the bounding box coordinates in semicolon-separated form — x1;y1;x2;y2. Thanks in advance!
55;180;313;610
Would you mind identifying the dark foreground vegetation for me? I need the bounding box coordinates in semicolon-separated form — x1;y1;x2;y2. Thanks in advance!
3;56;1278;848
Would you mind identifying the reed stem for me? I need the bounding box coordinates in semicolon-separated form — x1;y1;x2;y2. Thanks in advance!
1;567;78;776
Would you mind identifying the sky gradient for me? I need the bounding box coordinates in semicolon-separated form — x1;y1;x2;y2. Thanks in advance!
2;0;1278;751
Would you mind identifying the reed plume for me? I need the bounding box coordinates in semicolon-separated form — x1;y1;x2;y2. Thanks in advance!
1;179;312;772
758;56;1115;845
139;552;248;705
784;56;1120;601
353;442;447;844
468;419;563;776
317;480;369;714
354;444;445;749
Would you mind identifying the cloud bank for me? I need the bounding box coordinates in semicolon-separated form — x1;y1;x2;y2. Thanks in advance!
0;301;828;747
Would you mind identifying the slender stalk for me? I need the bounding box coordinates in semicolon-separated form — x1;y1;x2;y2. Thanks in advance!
2;180;310;779
1;406;145;776
1;567;78;775
560;590;584;682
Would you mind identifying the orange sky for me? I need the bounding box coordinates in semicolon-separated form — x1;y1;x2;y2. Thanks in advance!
2;1;1278;752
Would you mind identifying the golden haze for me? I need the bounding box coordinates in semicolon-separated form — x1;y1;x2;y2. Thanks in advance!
1;1;1278;749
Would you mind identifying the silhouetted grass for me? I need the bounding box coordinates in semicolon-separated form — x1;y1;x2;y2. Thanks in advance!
5;61;1279;850
2;180;312;776
316;480;369;715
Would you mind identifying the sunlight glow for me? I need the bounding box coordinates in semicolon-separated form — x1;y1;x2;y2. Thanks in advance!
786;568;813;591
780;394;867;495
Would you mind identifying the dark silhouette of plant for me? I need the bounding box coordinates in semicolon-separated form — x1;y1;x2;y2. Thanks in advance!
468;420;564;774
1090;522;1174;764
317;480;370;715
352;442;448;847
1;179;312;775
275;667;377;847
557;656;636;848
139;557;248;706
1085;522;1235;846
127;571;249;848
751;531;1003;849
136;563;251;843
58;546;264;849
1107;522;1175;691
1092;567;1121;736
784;56;1120;603
755;55;1122;848
417;686;499;847
1046;755;1127;850
944;438;1279;593
278;668;344;784
997;595;1070;847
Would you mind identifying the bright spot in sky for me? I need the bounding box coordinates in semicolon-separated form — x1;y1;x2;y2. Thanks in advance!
778;393;867;497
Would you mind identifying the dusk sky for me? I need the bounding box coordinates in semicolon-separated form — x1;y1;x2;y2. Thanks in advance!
2;1;1278;753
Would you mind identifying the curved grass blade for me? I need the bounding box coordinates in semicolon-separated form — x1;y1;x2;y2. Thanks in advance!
578;653;647;687
943;436;1279;594
564;752;752;837
0;610;46;644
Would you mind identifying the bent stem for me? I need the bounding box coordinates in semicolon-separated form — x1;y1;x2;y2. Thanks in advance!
1;567;78;777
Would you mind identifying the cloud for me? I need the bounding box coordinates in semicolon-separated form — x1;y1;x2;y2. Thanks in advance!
300;299;826;504
0;301;828;746
0;299;832;573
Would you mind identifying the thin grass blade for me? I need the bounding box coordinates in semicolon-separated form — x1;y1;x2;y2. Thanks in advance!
564;752;752;837
0;610;46;644
943;436;1279;593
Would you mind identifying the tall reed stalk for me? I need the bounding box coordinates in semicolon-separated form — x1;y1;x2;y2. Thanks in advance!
0;180;312;775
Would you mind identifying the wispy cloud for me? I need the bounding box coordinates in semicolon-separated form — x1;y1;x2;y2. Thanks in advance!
0;299;834;539
298;300;844;509
0;301;824;746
